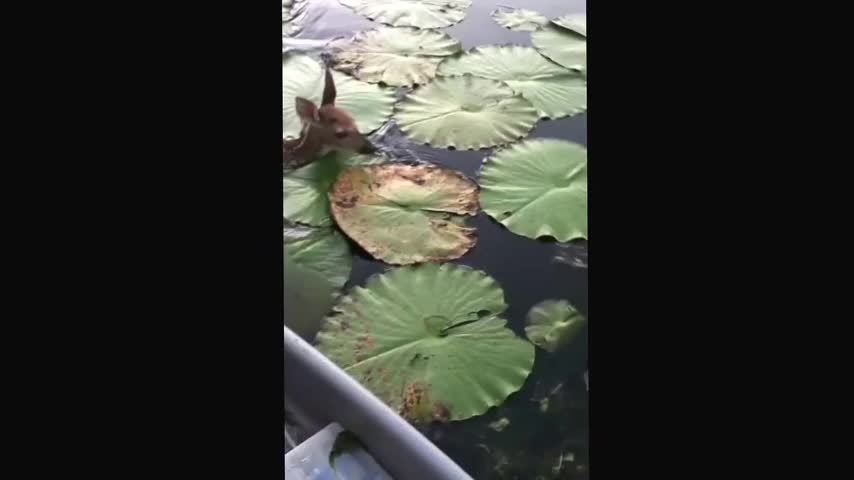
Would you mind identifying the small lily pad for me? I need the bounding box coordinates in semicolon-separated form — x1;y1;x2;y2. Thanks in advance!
479;138;587;241
438;45;586;119
491;7;548;31
284;223;352;290
531;24;586;71
328;162;479;265
394;75;539;149
316;263;535;422
338;0;472;29
524;300;586;353
330;26;462;87
284;149;386;227
553;13;586;37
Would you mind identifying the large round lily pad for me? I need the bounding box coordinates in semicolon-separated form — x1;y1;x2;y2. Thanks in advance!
283;149;386;227
531;25;586;71
316;263;535;422
524;300;586;353
338;0;472;29
553;13;586;37
491;7;548;31
438;45;586;119
394;75;538;149
330;26;462;87
328;162;478;265
283;54;396;139
479;138;587;241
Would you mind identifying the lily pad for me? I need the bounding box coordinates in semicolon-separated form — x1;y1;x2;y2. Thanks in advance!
479;138;587;241
338;0;472;29
282;0;308;37
283;149;386;227
283;53;396;139
491;7;548;31
438;45;586;119
330;26;462;87
553;13;586;37
394;75;538;149
524;300;586;353
531;25;586;71
328;162;478;265
316;263;535;422
284;222;352;289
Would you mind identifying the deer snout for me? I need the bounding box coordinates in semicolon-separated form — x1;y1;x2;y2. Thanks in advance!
358;140;377;154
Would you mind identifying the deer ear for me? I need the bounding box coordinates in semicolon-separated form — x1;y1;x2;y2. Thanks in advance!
321;67;336;106
295;97;318;122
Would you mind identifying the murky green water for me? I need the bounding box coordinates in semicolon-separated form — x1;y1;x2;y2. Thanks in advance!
285;1;588;477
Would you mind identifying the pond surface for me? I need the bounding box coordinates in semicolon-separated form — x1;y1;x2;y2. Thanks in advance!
285;1;588;478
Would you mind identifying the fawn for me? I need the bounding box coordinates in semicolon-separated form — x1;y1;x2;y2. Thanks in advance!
283;65;375;168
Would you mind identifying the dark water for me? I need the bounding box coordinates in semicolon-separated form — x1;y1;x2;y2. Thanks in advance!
286;1;588;478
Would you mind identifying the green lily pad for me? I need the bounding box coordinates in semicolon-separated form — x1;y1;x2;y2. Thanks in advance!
338;0;472;29
438;45;586;119
479;138;587;241
284;223;352;290
524;300;586;353
330;26;462;87
283;149;386;227
491;7;548;31
394;74;539;149
531;25;586;71
283;53;396;139
328;162;478;265
316;263;535;422
553;13;586;37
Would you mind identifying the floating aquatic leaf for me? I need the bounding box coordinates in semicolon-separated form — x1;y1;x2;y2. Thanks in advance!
524;300;586;353
328;162;478;265
316;263;535;422
479;138;587;241
491;7;548;31
338;0;472;29
282;0;308;38
283;54;396;139
330;26;461;87
438;45;586;119
395;75;538;149
552;13;586;37
283;149;386;226
531;25;586;71
284;223;352;290
284;246;340;339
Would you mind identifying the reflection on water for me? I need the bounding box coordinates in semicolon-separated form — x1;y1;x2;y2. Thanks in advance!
285;1;588;477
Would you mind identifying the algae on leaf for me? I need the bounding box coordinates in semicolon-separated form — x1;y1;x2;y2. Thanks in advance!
491;7;549;31
439;45;586;119
283;149;386;227
395;75;538;149
316;263;535;422
524;300;586;353
330;26;462;87
531;25;587;71
328;162;479;265
283;54;395;139
479;139;587;241
338;0;472;29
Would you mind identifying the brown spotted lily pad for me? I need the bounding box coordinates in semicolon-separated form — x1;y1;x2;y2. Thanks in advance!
328;162;479;265
316;263;535;422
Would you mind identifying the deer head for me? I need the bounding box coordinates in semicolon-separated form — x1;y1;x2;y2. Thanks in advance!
284;66;376;168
